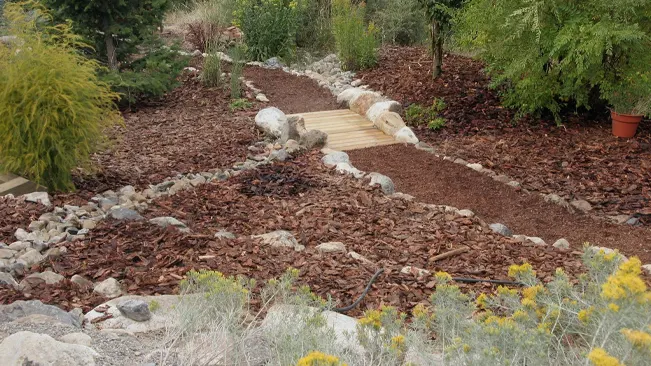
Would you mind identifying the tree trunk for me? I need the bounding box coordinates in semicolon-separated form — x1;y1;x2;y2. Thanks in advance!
431;19;443;79
102;16;118;71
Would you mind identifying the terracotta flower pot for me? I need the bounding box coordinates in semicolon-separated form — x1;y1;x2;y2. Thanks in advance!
611;110;643;138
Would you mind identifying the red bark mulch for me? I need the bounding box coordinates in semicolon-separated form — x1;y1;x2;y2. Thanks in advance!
348;144;651;263
356;46;651;224
0;197;50;244
0;153;586;315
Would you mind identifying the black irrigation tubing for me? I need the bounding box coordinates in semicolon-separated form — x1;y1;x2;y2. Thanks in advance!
333;269;524;313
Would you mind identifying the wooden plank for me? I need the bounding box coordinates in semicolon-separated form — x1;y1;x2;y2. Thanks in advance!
289;110;352;118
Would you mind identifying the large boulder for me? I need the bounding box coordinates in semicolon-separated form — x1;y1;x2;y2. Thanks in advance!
366;101;402;123
0;300;81;327
349;92;383;116
23;192;52;206
322;151;350;167
374;111;406;136
336;88;366;107
85;295;183;333
93;278;123;299
255;107;288;138
394;126;419;144
0;331;100;366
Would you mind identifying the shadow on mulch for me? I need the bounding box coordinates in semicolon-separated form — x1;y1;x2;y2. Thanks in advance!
357;46;651;224
348;144;651;263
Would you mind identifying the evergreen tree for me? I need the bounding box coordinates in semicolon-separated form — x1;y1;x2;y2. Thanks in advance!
43;0;171;70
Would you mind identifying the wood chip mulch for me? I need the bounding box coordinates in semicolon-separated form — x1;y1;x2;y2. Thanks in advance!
0;196;50;243
356;46;651;224
0;153;585;315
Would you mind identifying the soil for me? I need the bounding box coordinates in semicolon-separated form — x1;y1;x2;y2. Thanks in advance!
348;144;651;263
356;46;651;224
244;67;339;114
0;153;587;316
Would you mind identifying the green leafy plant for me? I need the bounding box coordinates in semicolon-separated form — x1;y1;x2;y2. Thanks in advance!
405;98;446;128
0;1;121;192
201;42;223;87
602;72;651;117
149;300;161;312
332;0;380;71
234;0;301;61
229;98;253;111
457;0;651;121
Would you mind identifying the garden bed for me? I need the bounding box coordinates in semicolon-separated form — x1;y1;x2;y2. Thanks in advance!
0;153;587;315
357;46;651;225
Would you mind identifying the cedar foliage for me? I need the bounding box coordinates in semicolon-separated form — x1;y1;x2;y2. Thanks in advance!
457;0;651;120
0;1;121;191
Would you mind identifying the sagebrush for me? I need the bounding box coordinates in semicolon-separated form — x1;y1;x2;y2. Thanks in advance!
0;1;121;191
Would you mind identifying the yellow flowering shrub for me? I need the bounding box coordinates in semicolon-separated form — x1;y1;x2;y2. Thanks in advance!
296;351;347;366
587;348;624;366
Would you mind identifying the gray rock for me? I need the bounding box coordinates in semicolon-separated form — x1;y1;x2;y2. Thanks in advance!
268;149;289;162
252;230;305;251
154;181;175;192
642;264;651;276
264;57;283;68
14;228;30;241
280;115;307;143
453;158;469;165
401;266;431;277
108;208;143;221
394;126;419;144
119;185;137;199
189;175;207;187
322;151;350;167
507;181;521;188
571;199;592;211
299;129;328;150
255;107;288;138
94;278;123;298
316;242;346;253
23;191;52;206
17;249;45;266
117;299;152;322
552;238;570;249
415;142;435;153
588;246;628;261
45;246;68;259
0;331;99;366
0;273;18;288
543;193;570;208
28;220;47;231
284;139;302;154
98;197;118;211
256;93;269;102
626;216;640;226
490;223;513;237
369;173;395;195
0;300;81;327
10;262;26;276
335;162;366;179
214;230;236;240
514;235;547;247
457;209;475;218
348;251;373;264
493;174;512;184
24;270;65;285
148;217;190;233
71;274;94;289
467;163;484;172
59;332;93;347
0;249;14;259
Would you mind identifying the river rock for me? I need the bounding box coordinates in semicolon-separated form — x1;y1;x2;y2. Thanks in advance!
322;151;350;167
59;333;93;347
570;199;592;211
23;192;52;206
117;299;152;322
489;223;513;237
148;217;190;233
394;126;419;144
366;100;402;123
94;278;123;298
552;238;570;249
17;249;45;266
349;91;383;115
0;300;81;327
108;208;142;221
335;162;365;179
374;111;406;136
316;242;346;253
368;173;395;195
255;107;287;138
299;129;328;150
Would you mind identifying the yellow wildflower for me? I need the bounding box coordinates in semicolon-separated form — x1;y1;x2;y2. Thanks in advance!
608;303;620;312
476;293;489;309
463;344;471;353
358;310;382;330
521;298;536;308
497;286;518;297
578;307;594;323
587;348;623;366
621;329;651;351
522;285;545;300
512;310;529;322
435;271;452;282
412;303;429;318
390;335;406;353
602;258;647;300
296;351;347;366
508;263;535;278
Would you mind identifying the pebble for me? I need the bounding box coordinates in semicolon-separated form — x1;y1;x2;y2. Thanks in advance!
71;275;94;289
316;242;347;253
489;223;513;237
401;266;431;278
552;238;570;249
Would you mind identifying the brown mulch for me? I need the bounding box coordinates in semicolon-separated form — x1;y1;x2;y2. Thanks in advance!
0;197;50;243
356;46;651;224
0;153;586;315
244;67;339;114
67;72;260;199
348;144;651;263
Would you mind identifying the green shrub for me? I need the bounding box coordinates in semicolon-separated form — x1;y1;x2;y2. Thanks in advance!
405;98;446;127
234;0;301;61
182;0;238;52
100;41;189;106
201;42;223;87
0;1;121;192
332;0;379;71
457;0;651;121
370;0;428;46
